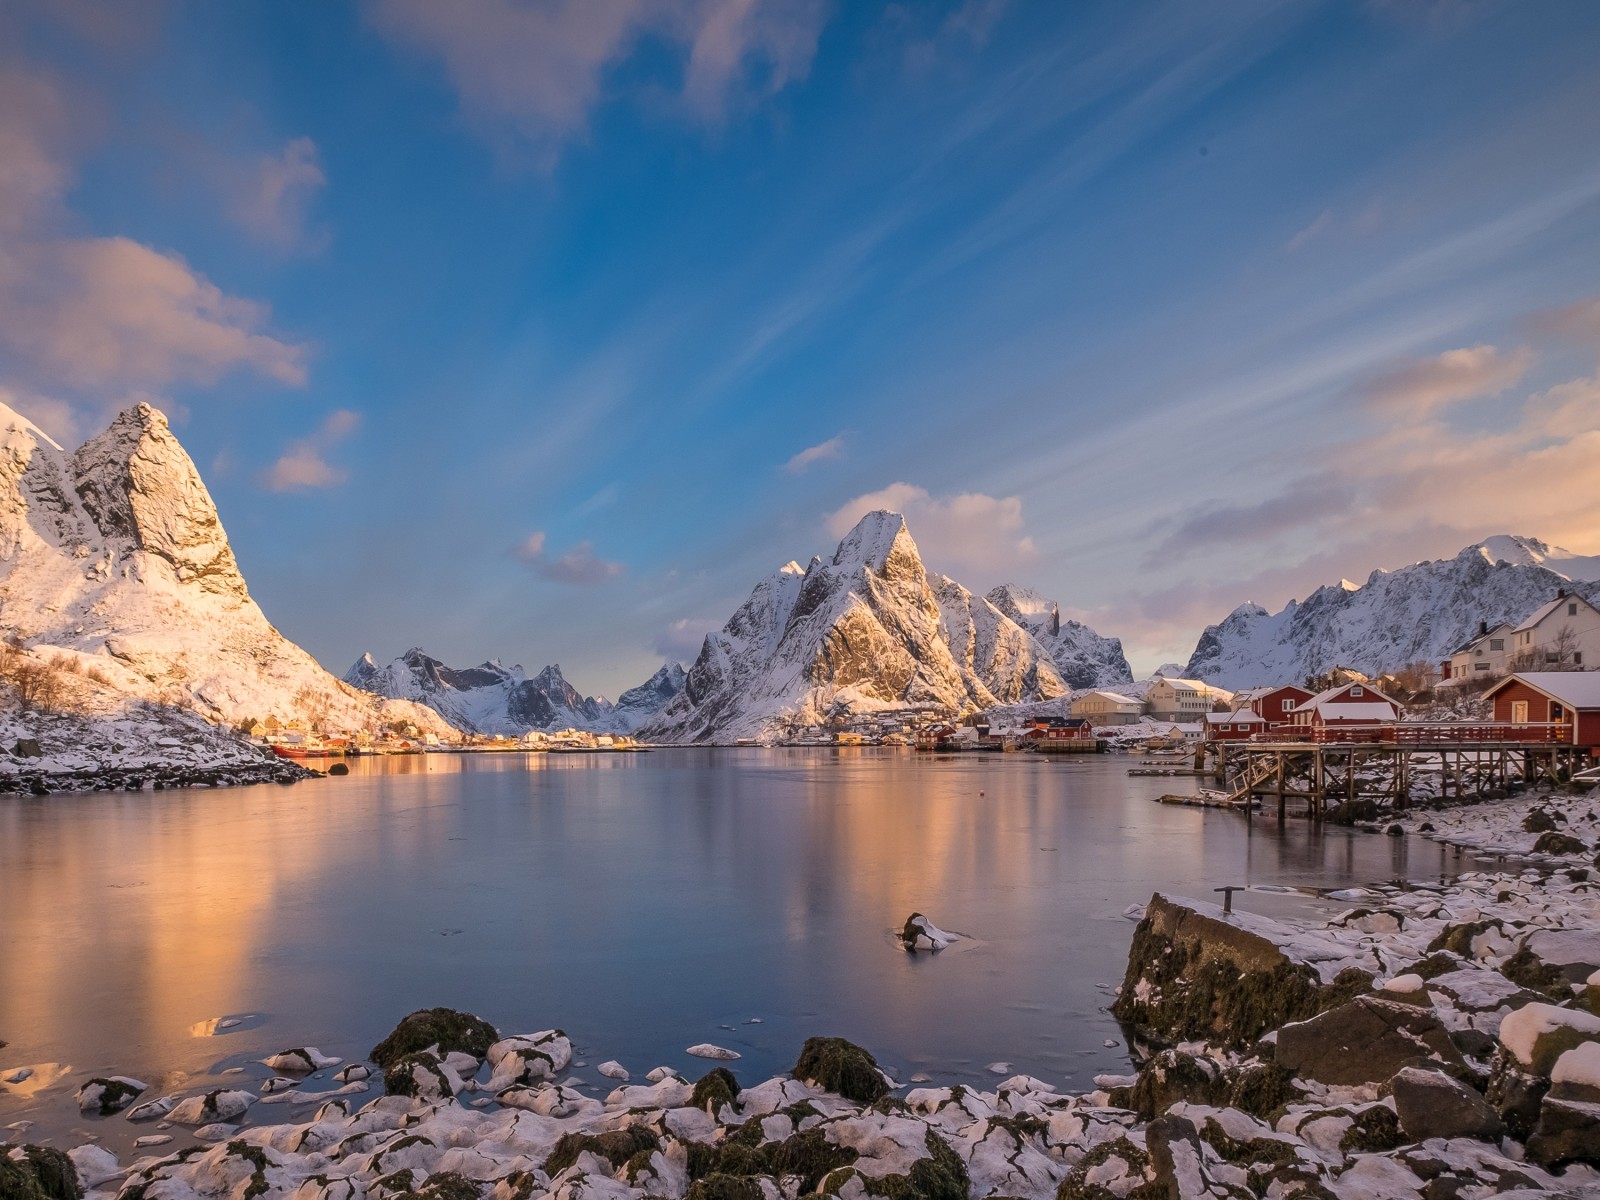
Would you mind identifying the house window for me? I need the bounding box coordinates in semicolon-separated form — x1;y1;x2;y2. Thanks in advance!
1350;686;1364;697
1282;699;1294;711
1474;663;1490;672
1577;653;1584;666
1490;639;1503;651
1570;603;1579;616
1220;724;1231;732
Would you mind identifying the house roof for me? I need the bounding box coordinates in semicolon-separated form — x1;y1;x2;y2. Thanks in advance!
1515;593;1599;634
1486;671;1600;709
1074;690;1140;706
1315;702;1400;722
1205;711;1264;725
1448;622;1515;656
1302;681;1400;710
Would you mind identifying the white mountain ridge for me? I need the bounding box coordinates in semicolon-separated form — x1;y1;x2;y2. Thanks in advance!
1184;535;1600;690
0;401;454;749
641;510;1123;743
344;649;685;735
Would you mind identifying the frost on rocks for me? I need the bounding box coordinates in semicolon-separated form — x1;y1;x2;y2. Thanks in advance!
685;1044;740;1061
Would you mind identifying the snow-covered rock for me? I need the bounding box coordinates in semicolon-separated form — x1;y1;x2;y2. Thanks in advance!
0;401;455;768
1184;535;1600;688
642;511;1073;743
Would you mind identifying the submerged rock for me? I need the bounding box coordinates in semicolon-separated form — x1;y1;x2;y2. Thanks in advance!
167;1089;255;1125
262;1047;340;1074
900;913;955;952
74;1076;146;1115
369;1008;498;1069
791;1037;889;1105
686;1044;740;1061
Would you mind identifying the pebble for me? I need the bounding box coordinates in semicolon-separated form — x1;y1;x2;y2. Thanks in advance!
133;1135;172;1148
986;1062;1012;1074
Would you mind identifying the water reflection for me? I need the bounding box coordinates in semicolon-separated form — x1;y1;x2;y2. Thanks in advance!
2;751;1420;1142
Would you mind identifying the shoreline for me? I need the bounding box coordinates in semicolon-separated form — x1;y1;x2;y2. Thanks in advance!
0;759;316;796
4;789;1598;1196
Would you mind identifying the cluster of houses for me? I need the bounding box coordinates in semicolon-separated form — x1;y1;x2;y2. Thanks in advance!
254;722;637;758
1442;589;1600;682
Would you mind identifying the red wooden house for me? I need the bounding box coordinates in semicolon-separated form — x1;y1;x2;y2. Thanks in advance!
1234;684;1313;730
1288;681;1402;733
1485;673;1600;749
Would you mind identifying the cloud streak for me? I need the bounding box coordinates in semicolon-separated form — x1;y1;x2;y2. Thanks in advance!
826;482;1037;579
783;434;843;473
1358;343;1531;413
514;530;626;584
261;409;360;492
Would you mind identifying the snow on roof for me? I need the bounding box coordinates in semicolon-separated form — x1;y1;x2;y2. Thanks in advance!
1302;680;1399;709
1496;672;1600;709
1075;689;1139;705
1204;711;1263;724
1515;592;1597;633
1316;702;1399;722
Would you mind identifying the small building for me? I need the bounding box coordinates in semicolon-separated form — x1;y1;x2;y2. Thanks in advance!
1070;690;1143;726
1485;672;1600;747
1022;717;1097;750
1445;621;1517;684
1508;591;1600;671
1230;684;1313;729
1144;677;1234;722
1203;710;1266;742
1288;681;1402;732
835;731;866;746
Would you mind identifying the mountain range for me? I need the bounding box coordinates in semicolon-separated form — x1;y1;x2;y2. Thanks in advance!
1184;535;1600;689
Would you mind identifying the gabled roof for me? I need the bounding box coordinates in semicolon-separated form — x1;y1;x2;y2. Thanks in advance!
1074;689;1140;706
1204;710;1263;725
1448;622;1515;657
1315;702;1400;722
1515;592;1600;634
1486;671;1600;709
1301;680;1400;710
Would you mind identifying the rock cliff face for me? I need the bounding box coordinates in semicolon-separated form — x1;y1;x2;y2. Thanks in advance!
0;401;451;734
344;651;682;735
641;512;1071;743
1184;537;1600;689
984;583;1133;688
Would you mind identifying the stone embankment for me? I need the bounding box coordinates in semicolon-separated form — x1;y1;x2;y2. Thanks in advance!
7;792;1600;1199
0;758;314;795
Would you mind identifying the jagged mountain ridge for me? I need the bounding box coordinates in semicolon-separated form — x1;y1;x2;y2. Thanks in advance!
1185;536;1600;689
0;402;453;735
984;583;1133;688
345;650;684;735
642;511;1094;743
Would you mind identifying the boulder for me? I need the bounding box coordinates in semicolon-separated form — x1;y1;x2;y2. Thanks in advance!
690;1067;740;1114
370;1008;498;1069
1526;1096;1600;1167
74;1076;147;1115
1274;995;1465;1086
1498;1002;1600;1076
12;739;42;758
1518;929;1600;986
1550;1041;1600;1104
0;1145;81;1200
167;1089;255;1125
262;1047;340;1074
483;1031;572;1090
1387;1067;1504;1142
1532;830;1588;856
791;1036;889;1104
1112;894;1372;1049
383;1051;458;1101
1143;1114;1239;1200
900;913;954;952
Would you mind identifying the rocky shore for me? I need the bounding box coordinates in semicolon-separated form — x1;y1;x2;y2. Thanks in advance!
6;792;1600;1200
0;758;315;795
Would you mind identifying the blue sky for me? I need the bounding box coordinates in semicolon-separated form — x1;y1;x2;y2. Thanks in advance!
3;0;1599;694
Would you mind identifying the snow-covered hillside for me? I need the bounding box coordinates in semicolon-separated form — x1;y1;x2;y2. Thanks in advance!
1185;536;1600;689
641;511;1074;743
0;401;452;740
344;650;683;735
984;583;1133;687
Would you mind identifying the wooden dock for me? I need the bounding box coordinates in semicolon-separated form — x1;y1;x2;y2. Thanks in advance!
1208;723;1591;821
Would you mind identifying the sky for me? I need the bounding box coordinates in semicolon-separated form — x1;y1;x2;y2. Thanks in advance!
3;0;1599;695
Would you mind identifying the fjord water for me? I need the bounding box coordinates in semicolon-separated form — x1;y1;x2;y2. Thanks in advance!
1;750;1428;1137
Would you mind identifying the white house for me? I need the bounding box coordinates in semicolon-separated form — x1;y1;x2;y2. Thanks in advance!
1070;689;1143;725
1507;591;1600;671
1144;677;1234;722
1446;621;1517;684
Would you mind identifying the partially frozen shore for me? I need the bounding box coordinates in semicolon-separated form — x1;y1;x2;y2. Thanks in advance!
6;791;1600;1199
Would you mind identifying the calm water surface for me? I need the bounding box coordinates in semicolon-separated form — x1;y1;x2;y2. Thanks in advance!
1;749;1438;1148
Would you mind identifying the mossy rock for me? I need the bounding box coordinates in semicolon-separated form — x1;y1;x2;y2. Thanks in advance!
1397;951;1465;981
1224;1061;1299;1121
1523;809;1559;833
0;1147;83;1200
691;1066;741;1114
766;1127;857;1192
1338;1105;1405;1153
545;1127;660;1176
1197;1117;1299;1168
383;1052;454;1100
81;1077;145;1115
223;1140;270;1200
1532;830;1587;856
685;1176;766;1200
1499;947;1571;999
1426;919;1505;959
1053;1136;1155;1200
400;1173;480;1200
1119;1050;1225;1120
792;1037;889;1105
370;1008;499;1068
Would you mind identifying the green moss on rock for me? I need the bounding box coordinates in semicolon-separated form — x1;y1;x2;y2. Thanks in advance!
1337;1106;1406;1153
545;1127;660;1176
792;1037;890;1105
0;1146;82;1200
370;1008;499;1069
691;1067;741;1114
1499;947;1570;999
685;1175;766;1200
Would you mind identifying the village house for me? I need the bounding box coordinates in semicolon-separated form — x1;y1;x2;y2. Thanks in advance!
1507;590;1600;671
1069;690;1143;726
1485;672;1600;749
1144;677;1233;722
1288;680;1403;733
1202;709;1266;742
1021;716;1097;750
1444;621;1518;683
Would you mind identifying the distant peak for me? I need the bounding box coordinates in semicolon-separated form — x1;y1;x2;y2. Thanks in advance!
831;509;916;572
0;399;64;452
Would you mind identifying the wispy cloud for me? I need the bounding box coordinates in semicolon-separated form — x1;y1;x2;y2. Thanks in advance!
652;616;720;661
223;137;328;251
783;433;843;473
261;409;360;492
1359;343;1531;413
1524;295;1600;345
826;482;1036;579
369;0;827;164
514;529;626;584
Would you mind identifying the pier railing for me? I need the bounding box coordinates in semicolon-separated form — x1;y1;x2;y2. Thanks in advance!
1250;722;1566;746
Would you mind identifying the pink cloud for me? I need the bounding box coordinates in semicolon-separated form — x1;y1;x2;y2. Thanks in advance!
1359;343;1531;414
260;409;360;493
826;482;1037;579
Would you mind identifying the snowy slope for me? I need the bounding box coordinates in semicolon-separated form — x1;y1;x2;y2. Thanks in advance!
985;583;1133;687
345;650;682;735
1185;537;1600;689
641;511;1068;743
0;401;453;737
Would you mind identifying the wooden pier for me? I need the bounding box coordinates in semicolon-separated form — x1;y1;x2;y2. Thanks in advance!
1208;722;1591;821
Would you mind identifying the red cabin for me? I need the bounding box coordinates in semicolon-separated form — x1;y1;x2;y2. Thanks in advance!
1232;684;1313;731
1485;673;1600;749
1289;681;1402;732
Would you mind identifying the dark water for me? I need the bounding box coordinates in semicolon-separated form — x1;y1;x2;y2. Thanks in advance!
0;749;1430;1148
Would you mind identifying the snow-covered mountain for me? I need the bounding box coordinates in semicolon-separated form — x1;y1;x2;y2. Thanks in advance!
345;649;683;735
641;511;1074;743
0;401;454;737
984;583;1133;687
1185;536;1600;689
